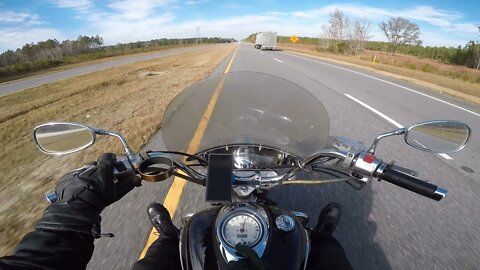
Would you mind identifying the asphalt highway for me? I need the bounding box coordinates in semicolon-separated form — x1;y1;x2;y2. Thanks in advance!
0;45;219;96
86;43;480;269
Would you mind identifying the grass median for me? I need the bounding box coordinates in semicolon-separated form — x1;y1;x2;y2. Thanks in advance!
0;44;235;256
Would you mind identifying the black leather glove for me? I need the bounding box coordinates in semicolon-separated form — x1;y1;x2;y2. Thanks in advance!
36;153;140;238
226;244;270;270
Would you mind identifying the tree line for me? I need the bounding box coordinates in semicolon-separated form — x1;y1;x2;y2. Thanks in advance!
365;40;480;68
275;35;480;69
247;10;479;69
0;36;234;80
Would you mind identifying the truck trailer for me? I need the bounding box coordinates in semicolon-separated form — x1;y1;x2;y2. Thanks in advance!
254;32;277;50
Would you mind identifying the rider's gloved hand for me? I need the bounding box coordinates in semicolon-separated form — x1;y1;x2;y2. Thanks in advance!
226;244;270;270
36;153;141;238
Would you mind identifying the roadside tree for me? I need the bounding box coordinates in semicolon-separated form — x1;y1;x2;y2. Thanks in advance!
349;18;371;54
322;9;349;53
380;17;421;53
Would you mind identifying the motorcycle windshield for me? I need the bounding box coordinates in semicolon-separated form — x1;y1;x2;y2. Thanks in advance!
161;72;330;159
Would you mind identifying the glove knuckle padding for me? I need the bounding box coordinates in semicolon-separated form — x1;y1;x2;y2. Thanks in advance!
36;153;139;238
56;167;95;203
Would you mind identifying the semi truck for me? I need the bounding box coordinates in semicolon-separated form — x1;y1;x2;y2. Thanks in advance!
254;32;277;50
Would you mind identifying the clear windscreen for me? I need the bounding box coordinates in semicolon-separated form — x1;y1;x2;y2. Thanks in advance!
161;72;330;160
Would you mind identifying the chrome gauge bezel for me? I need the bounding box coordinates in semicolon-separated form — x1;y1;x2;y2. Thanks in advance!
220;211;263;247
216;205;269;262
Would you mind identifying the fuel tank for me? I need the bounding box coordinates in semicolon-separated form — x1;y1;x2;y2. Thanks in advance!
180;204;309;270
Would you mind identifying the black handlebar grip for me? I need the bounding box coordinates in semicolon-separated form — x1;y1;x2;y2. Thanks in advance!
378;165;447;201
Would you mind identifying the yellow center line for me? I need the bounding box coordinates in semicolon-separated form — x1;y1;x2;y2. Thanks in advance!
138;46;238;259
224;49;237;74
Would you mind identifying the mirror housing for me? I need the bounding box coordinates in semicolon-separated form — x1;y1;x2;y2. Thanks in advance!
34;122;95;155
405;120;470;153
33;122;143;166
367;120;471;155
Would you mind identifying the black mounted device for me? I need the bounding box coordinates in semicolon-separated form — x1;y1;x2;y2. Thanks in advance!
205;154;233;202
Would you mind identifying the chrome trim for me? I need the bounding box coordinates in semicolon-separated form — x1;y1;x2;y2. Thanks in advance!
33;122;144;166
275;215;295;232
181;213;195;226
291;211;310;221
404;120;471;153
45;192;58;203
179;229;185;270
221;212;263;247
233;186;256;199
302;149;349;166
351;152;383;182
33;122;96;155
432;187;448;201
342;152;355;168
303;229;311;270
92;128;143;166
198;144;300;167
375;163;388;177
367;128;407;154
215;205;269;262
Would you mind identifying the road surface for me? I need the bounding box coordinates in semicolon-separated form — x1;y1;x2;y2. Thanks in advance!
0;45;218;96
88;43;480;269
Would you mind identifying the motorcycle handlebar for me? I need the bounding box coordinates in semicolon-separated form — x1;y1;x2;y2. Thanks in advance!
377;164;447;201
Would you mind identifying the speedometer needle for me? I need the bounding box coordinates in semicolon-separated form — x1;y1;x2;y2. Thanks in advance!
240;219;246;233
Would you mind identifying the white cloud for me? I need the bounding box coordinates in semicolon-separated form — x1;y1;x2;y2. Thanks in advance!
446;23;479;35
0;27;63;51
49;0;92;11
0;11;45;25
86;13;326;46
0;10;55;51
80;4;475;48
289;3;477;38
186;0;210;5
420;31;468;47
108;0;174;20
87;13;176;43
0;11;32;23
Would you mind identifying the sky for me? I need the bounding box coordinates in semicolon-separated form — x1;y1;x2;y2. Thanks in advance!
0;0;479;52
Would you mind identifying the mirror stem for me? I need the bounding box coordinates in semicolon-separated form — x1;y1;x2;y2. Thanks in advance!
93;128;143;166
367;128;407;154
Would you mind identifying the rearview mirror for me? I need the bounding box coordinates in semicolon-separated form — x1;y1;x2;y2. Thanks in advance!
405;120;470;153
34;122;95;155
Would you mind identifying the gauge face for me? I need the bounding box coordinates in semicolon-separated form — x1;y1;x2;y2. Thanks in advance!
222;214;262;247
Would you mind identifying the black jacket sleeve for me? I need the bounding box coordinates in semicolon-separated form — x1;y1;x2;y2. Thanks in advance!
0;154;139;270
0;229;94;270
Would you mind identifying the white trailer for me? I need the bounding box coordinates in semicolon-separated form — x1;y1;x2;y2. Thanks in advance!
254;32;277;50
254;33;264;49
260;31;277;50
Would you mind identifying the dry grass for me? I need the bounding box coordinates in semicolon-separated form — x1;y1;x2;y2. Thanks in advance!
0;44;235;256
359;50;480;84
279;44;480;102
0;44;207;84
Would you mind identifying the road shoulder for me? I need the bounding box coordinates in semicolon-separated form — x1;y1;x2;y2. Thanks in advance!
282;49;480;105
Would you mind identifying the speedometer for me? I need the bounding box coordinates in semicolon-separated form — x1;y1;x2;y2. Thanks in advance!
222;213;262;247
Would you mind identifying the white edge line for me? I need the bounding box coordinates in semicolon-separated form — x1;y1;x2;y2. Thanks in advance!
344;94;404;128
273;58;283;63
284;52;480;117
438;153;453;160
344;93;453;160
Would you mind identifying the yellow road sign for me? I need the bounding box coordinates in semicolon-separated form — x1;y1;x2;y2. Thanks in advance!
290;35;299;43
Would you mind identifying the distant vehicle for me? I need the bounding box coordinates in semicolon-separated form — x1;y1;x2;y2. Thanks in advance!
254;32;277;50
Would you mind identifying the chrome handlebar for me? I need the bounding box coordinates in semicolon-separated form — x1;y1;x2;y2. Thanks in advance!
45;148;447;203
